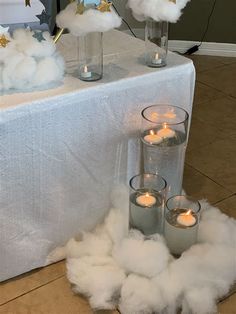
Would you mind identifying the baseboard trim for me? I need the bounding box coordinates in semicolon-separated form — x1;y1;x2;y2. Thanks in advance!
123;29;236;57
168;40;236;57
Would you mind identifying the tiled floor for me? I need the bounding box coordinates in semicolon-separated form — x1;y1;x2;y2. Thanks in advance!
1;55;236;313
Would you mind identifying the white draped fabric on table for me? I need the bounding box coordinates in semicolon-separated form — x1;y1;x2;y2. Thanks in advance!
0;31;195;281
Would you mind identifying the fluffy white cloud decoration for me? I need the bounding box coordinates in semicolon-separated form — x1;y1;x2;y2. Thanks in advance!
56;2;122;36
47;187;236;313
0;28;64;91
127;0;191;23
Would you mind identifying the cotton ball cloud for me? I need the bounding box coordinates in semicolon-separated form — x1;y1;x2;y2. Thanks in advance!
127;0;191;23
113;231;170;278
198;201;236;247
0;29;65;91
56;2;122;36
119;274;165;314
67;256;126;310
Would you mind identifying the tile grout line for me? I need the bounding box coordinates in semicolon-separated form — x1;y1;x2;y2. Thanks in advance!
0;274;65;307
184;162;235;194
213;193;236;206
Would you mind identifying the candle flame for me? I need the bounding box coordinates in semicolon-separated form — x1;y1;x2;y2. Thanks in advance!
185;209;192;216
150;130;154;135
145;192;150;197
84;65;88;73
155;52;159;60
163;123;167;129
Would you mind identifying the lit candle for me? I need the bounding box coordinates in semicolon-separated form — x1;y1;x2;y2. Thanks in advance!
81;65;92;79
144;130;162;145
157;123;175;139
177;210;196;227
136;192;157;207
152;52;162;65
164;208;198;256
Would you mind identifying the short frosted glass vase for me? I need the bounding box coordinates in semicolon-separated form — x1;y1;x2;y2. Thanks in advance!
78;32;103;81
145;19;168;68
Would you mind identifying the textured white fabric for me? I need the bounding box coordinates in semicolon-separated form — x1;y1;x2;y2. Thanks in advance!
0;30;195;281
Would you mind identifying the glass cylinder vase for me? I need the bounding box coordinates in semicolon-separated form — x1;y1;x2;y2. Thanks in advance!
141;105;189;198
129;173;167;235
78;32;103;81
164;195;201;256
145;19;168;68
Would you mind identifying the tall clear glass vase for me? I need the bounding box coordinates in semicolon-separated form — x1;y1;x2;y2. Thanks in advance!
145;19;168;68
78;32;103;81
141;105;189;198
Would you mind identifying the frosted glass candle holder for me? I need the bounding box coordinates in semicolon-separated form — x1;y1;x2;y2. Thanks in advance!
141;105;189;198
78;32;103;81
145;19;168;68
129;173;167;235
164;195;201;256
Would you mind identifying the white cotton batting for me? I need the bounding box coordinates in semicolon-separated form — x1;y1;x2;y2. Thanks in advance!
127;0;191;23
0;29;65;91
67;256;126;310
119;274;165;314
112;231;170;278
56;2;122;36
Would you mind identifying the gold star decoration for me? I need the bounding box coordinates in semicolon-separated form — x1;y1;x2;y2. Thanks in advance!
25;0;31;7
0;35;10;48
76;1;85;14
97;0;112;12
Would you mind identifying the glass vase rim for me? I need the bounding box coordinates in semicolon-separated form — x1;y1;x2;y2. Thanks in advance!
129;173;167;193
165;195;201;213
141;104;189;126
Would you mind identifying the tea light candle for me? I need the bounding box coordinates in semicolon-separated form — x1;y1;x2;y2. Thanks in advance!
152;52;162;65
81;65;92;78
177;210;196;227
144;130;162;144
157;123;175;139
136;192;156;207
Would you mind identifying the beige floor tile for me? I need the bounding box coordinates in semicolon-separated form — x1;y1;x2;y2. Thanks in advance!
0;261;65;306
193;81;224;105
218;293;236;314
186;136;236;193
187;117;226;152
214;195;236;219
0;276;118;314
187;55;227;73
183;164;232;203
192;96;236;136
197;63;236;98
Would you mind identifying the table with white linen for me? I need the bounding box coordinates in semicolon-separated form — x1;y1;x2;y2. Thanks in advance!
0;30;195;281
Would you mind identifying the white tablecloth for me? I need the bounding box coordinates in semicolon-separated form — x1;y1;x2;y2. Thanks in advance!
0;31;195;281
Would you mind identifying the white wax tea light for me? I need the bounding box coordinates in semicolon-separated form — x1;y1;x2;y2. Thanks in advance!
177;210;196;227
136;193;156;207
152;52;162;65
144;130;162;144
157;123;175;139
81;65;92;78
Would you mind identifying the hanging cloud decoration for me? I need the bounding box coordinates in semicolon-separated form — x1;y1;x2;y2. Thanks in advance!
0;28;64;91
127;0;191;23
56;2;122;37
